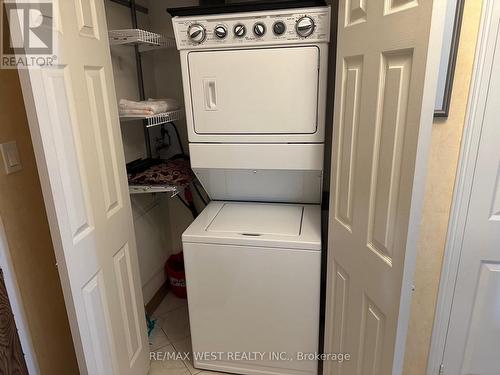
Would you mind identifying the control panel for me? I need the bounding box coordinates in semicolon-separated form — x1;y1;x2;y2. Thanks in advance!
172;6;330;50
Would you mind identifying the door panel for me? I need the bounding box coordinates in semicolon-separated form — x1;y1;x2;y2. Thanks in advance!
459;263;500;373
42;67;94;239
442;3;500;373
358;296;385;375
113;244;143;364
345;0;366;26
85;67;122;216
75;0;99;38
324;0;436;373
82;272;115;375
335;55;362;230
188;47;319;134
368;51;412;265
330;263;349;357
14;0;149;374
490;172;500;218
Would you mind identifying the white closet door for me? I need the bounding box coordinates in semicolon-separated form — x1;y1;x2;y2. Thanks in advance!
324;0;442;374
13;0;149;374
441;1;500;372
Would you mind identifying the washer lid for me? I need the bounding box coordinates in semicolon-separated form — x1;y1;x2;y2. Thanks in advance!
182;201;321;250
207;203;303;236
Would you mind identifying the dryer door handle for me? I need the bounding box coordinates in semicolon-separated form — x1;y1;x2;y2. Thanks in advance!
203;78;217;111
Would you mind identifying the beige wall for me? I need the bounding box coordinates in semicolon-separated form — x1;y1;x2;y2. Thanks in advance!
0;70;79;374
403;1;483;373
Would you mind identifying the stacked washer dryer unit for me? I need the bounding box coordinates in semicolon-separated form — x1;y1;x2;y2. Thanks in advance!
172;5;330;375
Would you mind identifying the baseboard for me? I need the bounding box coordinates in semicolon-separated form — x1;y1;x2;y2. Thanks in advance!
145;281;169;317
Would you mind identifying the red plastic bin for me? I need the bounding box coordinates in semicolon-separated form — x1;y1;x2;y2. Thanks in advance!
165;252;187;299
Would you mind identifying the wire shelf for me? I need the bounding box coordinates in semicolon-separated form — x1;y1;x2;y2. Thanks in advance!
119;109;184;128
127;158;193;197
108;29;176;50
128;184;182;196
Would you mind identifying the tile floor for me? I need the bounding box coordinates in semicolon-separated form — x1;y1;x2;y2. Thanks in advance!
148;292;228;375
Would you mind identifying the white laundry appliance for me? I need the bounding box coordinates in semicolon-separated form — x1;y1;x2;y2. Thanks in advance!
170;2;330;374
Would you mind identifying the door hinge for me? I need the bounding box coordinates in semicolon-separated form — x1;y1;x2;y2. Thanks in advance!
438;364;444;375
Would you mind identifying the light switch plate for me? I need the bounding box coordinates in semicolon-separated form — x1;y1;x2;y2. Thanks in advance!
0;141;22;174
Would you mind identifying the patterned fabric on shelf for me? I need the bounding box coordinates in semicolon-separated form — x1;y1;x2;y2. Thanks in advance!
128;158;194;187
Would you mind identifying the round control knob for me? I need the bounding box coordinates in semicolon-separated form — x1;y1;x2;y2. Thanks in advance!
296;16;315;38
188;23;206;43
234;24;246;38
273;21;286;35
253;22;266;37
214;24;227;39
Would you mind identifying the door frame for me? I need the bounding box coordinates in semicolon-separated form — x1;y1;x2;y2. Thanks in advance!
427;0;494;373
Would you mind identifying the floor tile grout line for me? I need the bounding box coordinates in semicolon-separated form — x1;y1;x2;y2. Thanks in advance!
180;359;191;373
160;327;172;345
149;294;198;374
149;343;192;375
150;343;174;352
162;330;190;347
168;335;199;375
161;325;190;349
152;304;188;320
170;335;192;349
151;296;188;316
150;331;171;351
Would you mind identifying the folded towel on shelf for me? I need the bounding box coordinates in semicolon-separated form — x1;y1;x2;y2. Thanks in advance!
119;108;155;117
119;98;180;117
147;98;181;110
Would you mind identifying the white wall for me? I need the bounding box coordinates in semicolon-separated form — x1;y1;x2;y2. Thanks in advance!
148;0;206;251
131;194;172;303
106;0;151;162
148;0;195;154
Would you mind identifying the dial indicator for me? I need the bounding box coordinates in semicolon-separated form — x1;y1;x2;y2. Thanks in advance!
273;21;286;36
214;25;227;39
188;24;206;43
253;22;266;37
296;16;315;38
234;24;246;38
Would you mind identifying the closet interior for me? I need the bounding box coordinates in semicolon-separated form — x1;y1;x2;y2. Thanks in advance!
104;0;205;313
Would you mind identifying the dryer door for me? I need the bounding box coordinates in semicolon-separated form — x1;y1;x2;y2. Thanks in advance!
187;46;319;135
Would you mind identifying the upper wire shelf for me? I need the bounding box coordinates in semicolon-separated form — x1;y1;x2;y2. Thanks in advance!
128;184;182;196
108;29;176;51
119;109;184;128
